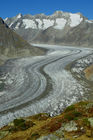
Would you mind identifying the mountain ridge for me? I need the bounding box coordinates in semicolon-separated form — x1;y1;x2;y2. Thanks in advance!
4;11;93;47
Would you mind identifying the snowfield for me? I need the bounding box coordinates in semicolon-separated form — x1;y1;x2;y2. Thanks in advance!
9;12;84;30
54;18;67;29
23;19;37;29
0;44;92;127
69;13;83;27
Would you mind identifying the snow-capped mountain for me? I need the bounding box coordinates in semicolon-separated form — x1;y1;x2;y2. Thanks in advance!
5;11;93;47
5;11;86;29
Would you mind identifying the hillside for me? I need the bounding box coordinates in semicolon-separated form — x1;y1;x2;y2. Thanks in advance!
4;11;93;47
0;101;93;140
0;17;45;65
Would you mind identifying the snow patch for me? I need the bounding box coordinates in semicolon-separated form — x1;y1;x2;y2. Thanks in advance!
9;22;14;27
43;19;54;29
70;13;83;27
86;20;93;24
23;19;54;30
54;18;67;29
23;19;37;29
15;22;20;29
4;17;8;21
17;14;22;19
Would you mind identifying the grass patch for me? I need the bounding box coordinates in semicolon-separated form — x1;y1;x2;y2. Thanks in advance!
83;118;90;127
31;113;49;121
13;118;26;131
78;101;88;106
64;111;82;121
14;118;25;126
11;118;35;131
64;105;75;112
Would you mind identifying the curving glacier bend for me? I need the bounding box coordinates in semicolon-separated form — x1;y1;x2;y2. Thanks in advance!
0;44;93;127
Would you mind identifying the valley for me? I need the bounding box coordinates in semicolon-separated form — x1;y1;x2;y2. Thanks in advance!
0;1;93;139
0;44;92;128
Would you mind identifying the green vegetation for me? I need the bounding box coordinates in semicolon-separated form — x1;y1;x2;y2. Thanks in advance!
0;101;93;140
64;111;82;121
83;118;90;127
64;104;75;112
13;118;26;130
31;113;50;121
9;118;35;132
13;118;25;126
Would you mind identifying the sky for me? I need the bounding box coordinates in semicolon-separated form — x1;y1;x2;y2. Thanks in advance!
1;0;93;19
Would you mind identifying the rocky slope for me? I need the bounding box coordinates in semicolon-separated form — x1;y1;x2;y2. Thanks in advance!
0;17;45;65
4;11;93;47
84;65;93;81
0;101;93;140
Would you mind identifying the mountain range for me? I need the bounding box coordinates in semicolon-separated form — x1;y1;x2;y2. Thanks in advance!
4;11;93;47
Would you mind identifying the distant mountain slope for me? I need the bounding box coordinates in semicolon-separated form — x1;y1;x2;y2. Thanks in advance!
33;21;93;47
4;11;93;47
0;17;44;64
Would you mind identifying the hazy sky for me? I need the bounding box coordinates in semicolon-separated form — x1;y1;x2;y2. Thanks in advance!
1;0;93;19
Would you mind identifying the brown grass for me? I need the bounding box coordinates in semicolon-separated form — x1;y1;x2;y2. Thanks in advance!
1;101;93;140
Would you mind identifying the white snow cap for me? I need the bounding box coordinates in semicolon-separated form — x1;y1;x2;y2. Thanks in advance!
54;18;67;30
6;11;93;31
23;19;37;29
69;13;83;27
85;20;93;23
4;17;8;21
16;13;22;19
42;19;54;29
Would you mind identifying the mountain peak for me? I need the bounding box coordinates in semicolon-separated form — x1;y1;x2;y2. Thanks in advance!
16;13;22;19
35;13;46;18
51;11;71;18
54;10;63;14
52;11;63;16
4;11;93;47
76;12;84;18
0;17;8;28
4;17;8;21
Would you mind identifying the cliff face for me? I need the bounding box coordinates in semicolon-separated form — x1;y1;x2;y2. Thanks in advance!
0;101;93;140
